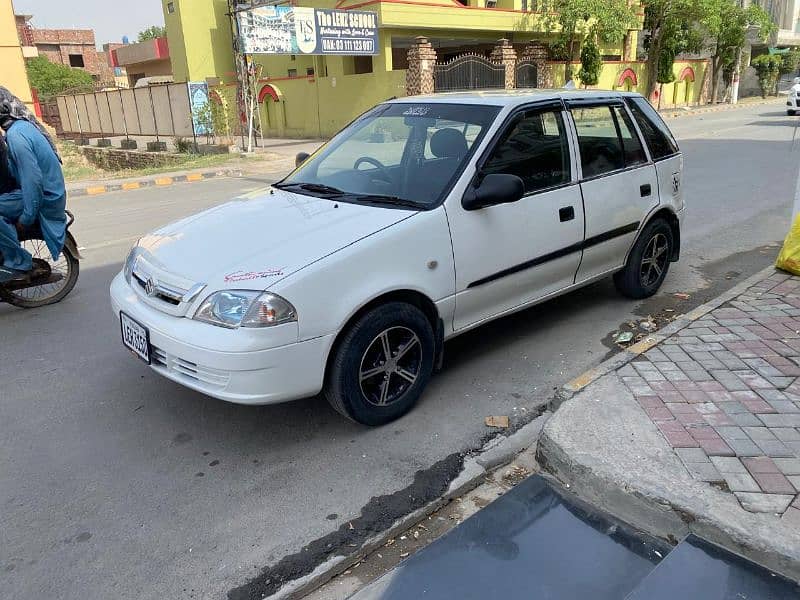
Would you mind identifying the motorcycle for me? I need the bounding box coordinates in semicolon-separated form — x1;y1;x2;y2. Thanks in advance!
0;209;80;308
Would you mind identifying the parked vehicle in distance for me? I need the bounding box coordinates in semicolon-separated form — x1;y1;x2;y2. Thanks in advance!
111;90;684;425
787;77;800;115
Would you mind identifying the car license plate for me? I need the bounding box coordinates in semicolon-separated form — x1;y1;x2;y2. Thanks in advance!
120;312;150;364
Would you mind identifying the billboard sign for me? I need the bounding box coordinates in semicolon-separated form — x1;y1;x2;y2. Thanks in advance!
188;81;211;136
237;6;378;55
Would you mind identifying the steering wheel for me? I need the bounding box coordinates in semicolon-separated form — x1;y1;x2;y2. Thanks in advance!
353;156;392;183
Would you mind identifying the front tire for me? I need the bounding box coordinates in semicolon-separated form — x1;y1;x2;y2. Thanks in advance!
614;219;674;300
325;302;435;426
0;239;79;308
788;110;796;116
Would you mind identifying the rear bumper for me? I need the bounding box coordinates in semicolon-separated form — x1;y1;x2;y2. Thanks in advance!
110;272;334;405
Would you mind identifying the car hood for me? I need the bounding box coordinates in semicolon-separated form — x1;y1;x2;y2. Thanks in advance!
135;188;415;288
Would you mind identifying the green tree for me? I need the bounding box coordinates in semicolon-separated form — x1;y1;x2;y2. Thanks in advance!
751;54;782;98
780;49;800;78
699;0;775;104
578;37;602;87
25;55;94;98
642;0;704;100
137;25;166;42
542;0;637;82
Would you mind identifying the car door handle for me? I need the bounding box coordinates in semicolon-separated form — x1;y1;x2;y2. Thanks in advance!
640;184;652;197
559;206;575;222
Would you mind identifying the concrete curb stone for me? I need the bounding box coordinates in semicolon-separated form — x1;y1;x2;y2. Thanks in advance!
66;168;245;198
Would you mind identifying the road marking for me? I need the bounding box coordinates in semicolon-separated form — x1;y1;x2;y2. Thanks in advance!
186;173;204;182
86;186;107;195
155;177;173;186
121;182;141;190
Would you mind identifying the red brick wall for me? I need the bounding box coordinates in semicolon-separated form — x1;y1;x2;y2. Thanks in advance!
30;28;112;82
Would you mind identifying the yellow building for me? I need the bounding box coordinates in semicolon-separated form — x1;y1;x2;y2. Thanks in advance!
0;0;33;109
163;0;709;139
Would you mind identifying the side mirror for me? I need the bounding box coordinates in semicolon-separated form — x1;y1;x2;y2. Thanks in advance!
295;152;310;168
462;173;525;211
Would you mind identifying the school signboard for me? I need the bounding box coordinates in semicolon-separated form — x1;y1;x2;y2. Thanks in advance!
237;6;378;56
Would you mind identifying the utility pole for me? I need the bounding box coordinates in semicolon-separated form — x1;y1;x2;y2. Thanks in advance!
731;47;742;104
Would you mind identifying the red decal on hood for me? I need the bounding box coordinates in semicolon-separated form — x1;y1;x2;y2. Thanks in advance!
224;268;284;283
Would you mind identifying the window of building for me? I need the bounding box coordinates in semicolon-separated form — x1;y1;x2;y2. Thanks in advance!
287;68;297;77
306;67;314;76
166;1;175;13
353;55;373;74
290;54;296;61
391;47;408;70
482;109;571;194
69;54;85;68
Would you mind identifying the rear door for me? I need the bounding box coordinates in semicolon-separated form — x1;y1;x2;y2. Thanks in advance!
626;97;684;215
568;100;658;283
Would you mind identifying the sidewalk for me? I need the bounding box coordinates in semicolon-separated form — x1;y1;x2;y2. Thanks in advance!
659;97;782;119
539;267;800;581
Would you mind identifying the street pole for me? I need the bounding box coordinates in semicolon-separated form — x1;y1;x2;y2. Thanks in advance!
731;47;742;104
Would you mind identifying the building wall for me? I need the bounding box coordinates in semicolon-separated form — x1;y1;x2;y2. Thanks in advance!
163;0;234;83
29;27;113;81
1;0;33;108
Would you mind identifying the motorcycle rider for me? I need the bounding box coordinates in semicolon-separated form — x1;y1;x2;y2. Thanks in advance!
0;87;66;284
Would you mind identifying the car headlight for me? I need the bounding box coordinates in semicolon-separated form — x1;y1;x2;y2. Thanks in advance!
124;246;143;284
193;290;297;329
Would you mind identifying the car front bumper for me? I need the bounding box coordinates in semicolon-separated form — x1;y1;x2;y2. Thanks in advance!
788;96;799;110
110;272;334;405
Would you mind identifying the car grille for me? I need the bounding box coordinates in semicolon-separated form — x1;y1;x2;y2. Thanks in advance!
151;346;230;389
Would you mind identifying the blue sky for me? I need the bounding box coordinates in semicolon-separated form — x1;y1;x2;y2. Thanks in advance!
14;0;165;46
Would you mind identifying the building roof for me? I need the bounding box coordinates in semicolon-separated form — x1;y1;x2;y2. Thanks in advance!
389;89;643;106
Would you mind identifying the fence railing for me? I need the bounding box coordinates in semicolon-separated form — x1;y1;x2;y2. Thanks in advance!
56;83;196;140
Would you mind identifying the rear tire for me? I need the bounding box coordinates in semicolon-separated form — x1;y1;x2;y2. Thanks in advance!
0;241;79;308
614;219;674;300
325;302;435;426
788;110;796;116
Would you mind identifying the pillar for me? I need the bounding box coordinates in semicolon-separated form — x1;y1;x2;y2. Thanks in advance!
521;41;549;88
490;38;517;90
406;37;437;96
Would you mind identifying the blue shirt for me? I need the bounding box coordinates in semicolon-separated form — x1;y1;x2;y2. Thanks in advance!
5;120;66;259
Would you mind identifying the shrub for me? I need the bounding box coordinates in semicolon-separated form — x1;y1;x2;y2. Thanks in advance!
578;38;602;87
26;56;94;98
751;54;782;98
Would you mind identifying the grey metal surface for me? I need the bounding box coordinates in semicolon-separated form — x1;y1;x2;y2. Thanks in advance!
349;476;668;600
627;534;800;600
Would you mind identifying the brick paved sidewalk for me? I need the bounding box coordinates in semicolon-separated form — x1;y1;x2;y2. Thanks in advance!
620;271;800;520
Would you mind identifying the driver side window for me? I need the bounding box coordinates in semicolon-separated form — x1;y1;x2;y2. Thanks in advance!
481;109;571;194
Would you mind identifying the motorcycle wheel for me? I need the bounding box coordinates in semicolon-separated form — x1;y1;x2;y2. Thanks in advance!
0;237;80;308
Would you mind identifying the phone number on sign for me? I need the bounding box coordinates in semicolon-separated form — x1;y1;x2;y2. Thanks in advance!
321;38;375;53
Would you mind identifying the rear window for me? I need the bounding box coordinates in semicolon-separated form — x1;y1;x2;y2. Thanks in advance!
626;97;679;160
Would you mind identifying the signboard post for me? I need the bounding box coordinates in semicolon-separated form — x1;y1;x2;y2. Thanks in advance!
236;6;378;56
188;81;211;140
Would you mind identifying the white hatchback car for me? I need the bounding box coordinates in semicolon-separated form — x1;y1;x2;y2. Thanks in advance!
111;90;684;425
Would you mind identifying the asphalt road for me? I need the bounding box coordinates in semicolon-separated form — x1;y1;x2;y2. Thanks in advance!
1;102;795;600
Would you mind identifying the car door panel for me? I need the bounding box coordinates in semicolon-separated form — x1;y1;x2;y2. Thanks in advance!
449;185;585;330
568;102;659;283
448;106;585;331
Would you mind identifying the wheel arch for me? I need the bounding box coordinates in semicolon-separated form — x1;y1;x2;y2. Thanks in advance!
323;289;444;384
635;207;681;262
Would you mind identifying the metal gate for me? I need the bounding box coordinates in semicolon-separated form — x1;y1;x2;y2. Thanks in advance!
515;61;539;88
434;54;505;92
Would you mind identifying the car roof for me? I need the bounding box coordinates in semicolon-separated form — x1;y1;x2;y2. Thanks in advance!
388;89;642;107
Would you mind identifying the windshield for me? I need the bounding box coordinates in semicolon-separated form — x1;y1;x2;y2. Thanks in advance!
282;102;500;208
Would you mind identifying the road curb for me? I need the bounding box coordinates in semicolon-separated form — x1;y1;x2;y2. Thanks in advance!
66;167;245;198
266;412;551;600
552;264;781;411
660;98;782;119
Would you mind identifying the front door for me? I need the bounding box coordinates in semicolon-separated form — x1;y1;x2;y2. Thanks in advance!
568;101;659;283
448;104;584;331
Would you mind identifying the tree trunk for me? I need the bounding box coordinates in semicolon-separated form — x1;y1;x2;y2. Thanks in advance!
644;33;662;100
658;83;663;109
565;37;575;84
711;57;721;105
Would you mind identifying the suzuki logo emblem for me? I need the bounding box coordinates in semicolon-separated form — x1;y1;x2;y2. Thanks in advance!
144;277;157;297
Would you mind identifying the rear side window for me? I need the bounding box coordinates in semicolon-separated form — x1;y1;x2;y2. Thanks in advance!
612;105;647;166
571;105;625;178
627;97;679;160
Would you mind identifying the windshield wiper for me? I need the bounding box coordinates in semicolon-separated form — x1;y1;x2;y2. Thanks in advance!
350;194;423;209
274;182;346;196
